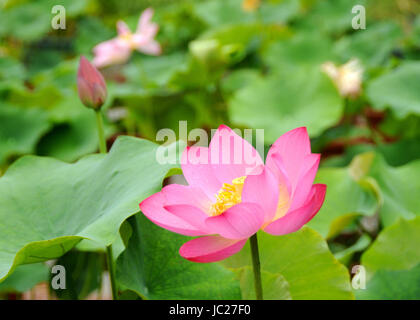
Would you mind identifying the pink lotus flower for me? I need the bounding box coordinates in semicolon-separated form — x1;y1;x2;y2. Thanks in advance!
92;8;161;68
77;56;107;109
140;126;326;263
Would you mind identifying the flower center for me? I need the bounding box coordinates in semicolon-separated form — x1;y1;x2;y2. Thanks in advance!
120;33;137;49
209;176;246;216
120;33;132;41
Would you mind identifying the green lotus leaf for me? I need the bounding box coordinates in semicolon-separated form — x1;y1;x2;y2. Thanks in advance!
116;215;241;300
354;153;420;227
362;217;420;273
308;153;380;238
0;0;88;41
0;104;50;166
233;267;291;300
0;263;49;293
367;61;420;118
298;0;367;35
0;136;180;282
334;22;402;67
223;228;354;299
355;264;420;300
195;0;298;27
229;66;343;144
36;109;114;163
263;32;334;70
194;0;255;27
357;218;420;300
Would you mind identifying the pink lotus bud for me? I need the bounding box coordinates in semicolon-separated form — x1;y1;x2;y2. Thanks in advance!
77;56;107;110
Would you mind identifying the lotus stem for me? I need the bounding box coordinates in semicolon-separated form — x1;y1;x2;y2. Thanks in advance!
249;233;263;300
106;245;118;300
95;110;107;154
95;110;118;299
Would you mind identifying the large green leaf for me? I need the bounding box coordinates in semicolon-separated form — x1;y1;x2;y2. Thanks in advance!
224;228;354;299
355;264;420;300
36;109;114;163
0;0;88;41
259;0;300;24
0;57;26;82
130;53;189;88
74;17;115;55
222;69;262;94
361;217;420;273
0;136;180;282
367;62;420;118
0;263;49;293
0;3;50;42
116;215;241;300
298;0;367;35
233;267;291;300
0;105;50;165
229;66;343;143
308;154;379;238
194;0;255;27
334;22;402;67
357;218;420;300
356;153;420;227
196;0;299;26
263;32;334;69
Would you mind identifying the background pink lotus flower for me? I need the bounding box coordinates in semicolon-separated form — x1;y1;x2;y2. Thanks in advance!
140;125;326;263
92;8;161;68
77;56;107;109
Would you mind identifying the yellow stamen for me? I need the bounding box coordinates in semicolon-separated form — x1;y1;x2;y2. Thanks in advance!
119;33;137;49
120;33;132;42
209;176;246;216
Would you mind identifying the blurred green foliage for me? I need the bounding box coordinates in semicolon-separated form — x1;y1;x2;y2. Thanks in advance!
0;0;419;299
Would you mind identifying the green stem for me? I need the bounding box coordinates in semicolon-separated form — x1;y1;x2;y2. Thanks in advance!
256;7;263;23
249;233;263;300
95;110;118;299
95;110;107;154
106;245;118;300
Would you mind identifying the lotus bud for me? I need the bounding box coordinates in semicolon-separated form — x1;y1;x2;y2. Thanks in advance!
189;39;221;65
77;56;107;110
220;43;245;65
